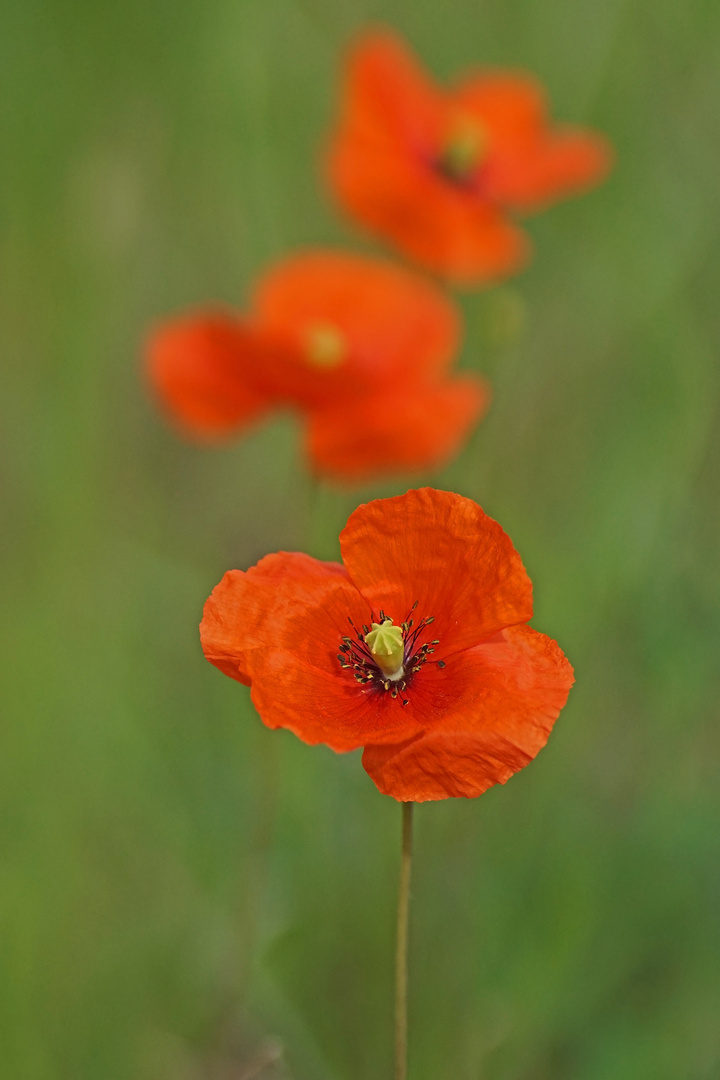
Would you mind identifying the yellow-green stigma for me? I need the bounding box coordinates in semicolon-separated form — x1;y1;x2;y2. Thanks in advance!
439;119;487;182
364;618;405;681
304;321;346;369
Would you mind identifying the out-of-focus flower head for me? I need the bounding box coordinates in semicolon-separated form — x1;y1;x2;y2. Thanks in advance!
326;29;613;285
147;252;488;482
201;488;574;801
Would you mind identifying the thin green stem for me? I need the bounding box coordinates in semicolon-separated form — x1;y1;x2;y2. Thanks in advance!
395;801;414;1080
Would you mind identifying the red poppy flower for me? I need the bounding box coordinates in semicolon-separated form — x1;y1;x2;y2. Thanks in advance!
326;30;613;284
201;488;574;801
147;252;487;481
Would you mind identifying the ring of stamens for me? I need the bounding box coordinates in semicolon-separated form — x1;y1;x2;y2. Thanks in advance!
336;601;445;706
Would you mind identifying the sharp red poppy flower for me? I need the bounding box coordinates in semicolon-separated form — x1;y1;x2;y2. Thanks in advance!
201;488;574;801
147;252;487;481
326;29;613;284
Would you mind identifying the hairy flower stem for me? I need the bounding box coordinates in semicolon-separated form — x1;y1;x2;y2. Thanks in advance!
395;801;414;1080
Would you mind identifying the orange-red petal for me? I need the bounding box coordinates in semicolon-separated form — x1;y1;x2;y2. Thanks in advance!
201;552;347;685
452;72;548;145
483;128;614;211
146;313;272;438
362;624;574;800
336;29;446;155
340;489;533;652
305;375;489;482
252;251;460;404
201;552;428;751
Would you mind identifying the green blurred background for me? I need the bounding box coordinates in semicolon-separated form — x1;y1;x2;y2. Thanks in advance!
2;0;720;1077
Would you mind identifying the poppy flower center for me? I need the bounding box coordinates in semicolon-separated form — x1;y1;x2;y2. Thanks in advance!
438;117;487;182
337;604;444;705
364;618;405;680
304;321;347;369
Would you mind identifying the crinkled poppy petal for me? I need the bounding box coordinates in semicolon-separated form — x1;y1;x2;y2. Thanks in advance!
201;552;348;685
253;251;460;404
146;313;274;438
250;643;428;752
305;375;489;482
362;624;574;801
202;552;427;751
363;731;519;801
338;28;446;155
328;134;530;284
340;488;533;652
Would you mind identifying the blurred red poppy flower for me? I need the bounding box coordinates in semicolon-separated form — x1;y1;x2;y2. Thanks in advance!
201;488;574;801
147;252;487;481
326;30;613;285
